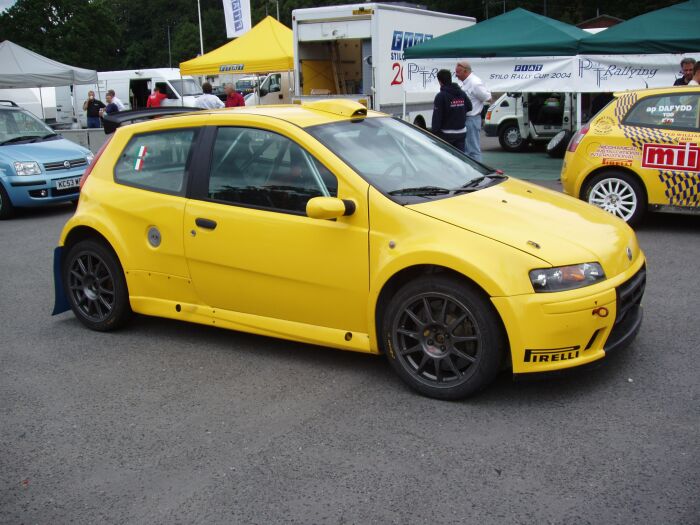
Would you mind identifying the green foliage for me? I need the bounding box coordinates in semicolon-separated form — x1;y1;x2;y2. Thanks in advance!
0;0;689;70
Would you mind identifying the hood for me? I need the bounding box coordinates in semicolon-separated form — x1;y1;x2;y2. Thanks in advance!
409;178;640;277
0;137;90;165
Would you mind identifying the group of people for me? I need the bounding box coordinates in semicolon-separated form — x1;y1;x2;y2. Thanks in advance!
431;60;491;162
675;57;700;86
83;82;246;128
82;89;125;128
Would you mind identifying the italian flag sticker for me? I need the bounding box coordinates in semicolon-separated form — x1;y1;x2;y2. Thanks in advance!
134;146;148;171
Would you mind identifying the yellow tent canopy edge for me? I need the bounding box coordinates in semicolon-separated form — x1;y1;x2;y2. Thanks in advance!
179;16;293;76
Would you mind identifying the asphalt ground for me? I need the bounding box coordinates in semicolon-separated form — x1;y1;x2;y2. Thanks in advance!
1;148;699;524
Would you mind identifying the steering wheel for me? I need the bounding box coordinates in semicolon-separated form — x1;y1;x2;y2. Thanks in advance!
382;161;406;178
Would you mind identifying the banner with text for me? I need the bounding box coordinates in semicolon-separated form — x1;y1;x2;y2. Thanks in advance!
223;0;252;39
577;54;700;92
403;54;700;94
402;57;577;94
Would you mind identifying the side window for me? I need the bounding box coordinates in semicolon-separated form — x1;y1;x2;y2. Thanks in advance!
114;129;196;194
624;94;700;131
208;127;338;214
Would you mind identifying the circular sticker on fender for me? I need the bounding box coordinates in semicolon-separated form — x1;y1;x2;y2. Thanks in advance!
593;116;615;135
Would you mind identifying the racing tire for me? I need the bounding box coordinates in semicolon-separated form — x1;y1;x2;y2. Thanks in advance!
0;183;15;220
498;122;527;152
381;275;506;400
63;239;132;331
546;130;571;158
583;170;646;226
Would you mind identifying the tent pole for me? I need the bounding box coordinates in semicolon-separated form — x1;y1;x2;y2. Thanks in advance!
39;87;45;121
576;92;582;130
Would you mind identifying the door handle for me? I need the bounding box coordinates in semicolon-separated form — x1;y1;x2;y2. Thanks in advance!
195;217;217;230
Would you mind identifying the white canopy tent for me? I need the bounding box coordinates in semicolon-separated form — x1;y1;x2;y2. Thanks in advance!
0;40;97;88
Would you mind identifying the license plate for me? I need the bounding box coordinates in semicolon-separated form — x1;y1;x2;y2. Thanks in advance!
56;177;80;190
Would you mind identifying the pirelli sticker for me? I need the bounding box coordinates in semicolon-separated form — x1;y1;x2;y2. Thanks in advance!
524;346;580;363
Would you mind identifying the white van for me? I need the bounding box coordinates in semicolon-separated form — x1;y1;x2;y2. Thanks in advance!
243;72;294;106
484;92;576;152
0;86;73;128
73;68;202;127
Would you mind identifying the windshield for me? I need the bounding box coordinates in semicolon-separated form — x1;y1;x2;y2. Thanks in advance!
308;117;493;199
236;79;257;90
169;79;203;97
0;109;55;144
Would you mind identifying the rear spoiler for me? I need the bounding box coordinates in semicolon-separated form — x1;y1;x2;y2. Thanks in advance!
102;107;203;134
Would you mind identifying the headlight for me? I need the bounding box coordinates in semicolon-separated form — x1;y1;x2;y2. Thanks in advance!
529;263;605;293
13;161;41;176
86;152;95;165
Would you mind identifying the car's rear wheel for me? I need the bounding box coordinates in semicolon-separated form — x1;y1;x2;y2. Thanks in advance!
584;171;646;226
498;122;526;152
0;183;15;220
382;276;506;400
63;239;131;331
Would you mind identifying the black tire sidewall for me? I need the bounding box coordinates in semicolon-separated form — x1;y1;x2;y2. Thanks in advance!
381;275;506;400
0;182;14;220
546;130;571;158
63;239;131;331
583;170;646;226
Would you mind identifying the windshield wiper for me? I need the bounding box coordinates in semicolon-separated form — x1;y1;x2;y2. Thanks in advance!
452;173;507;194
388;186;452;196
40;133;58;140
0;135;40;145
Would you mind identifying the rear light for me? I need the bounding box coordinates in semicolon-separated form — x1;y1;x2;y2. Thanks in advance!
79;134;114;189
486;110;492;120
567;124;589;153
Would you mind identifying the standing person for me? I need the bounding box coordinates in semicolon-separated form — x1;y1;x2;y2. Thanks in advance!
688;62;700;86
674;58;696;86
195;82;225;109
224;83;245;107
82;90;105;129
146;85;168;108
100;93;119;119
107;89;126;111
431;69;470;152
455;60;491;162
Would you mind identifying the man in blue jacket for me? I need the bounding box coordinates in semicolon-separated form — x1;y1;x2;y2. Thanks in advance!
431;69;471;152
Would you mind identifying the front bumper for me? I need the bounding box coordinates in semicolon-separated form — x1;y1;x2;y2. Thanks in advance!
484;123;498;137
4;168;84;207
493;260;646;375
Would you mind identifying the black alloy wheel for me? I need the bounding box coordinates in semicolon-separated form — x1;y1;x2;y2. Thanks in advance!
383;276;505;400
64;239;131;331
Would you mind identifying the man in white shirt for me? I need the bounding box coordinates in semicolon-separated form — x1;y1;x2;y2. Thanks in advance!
455;60;491;162
688;62;700;86
107;89;126;111
196;82;225;109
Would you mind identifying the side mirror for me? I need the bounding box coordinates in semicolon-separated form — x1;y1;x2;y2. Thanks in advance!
259;88;269;97
306;197;356;220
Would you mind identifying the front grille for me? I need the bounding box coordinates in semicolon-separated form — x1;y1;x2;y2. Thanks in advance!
616;265;646;326
44;158;87;171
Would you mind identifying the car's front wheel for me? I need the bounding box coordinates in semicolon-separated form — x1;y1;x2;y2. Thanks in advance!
498;122;526;152
584;170;646;226
63;239;131;331
0;183;15;220
382;276;506;400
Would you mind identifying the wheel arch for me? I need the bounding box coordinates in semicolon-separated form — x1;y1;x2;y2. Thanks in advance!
373;264;508;355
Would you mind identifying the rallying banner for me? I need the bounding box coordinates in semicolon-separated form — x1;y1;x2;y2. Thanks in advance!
402;57;578;94
223;0;252;39
577;54;700;92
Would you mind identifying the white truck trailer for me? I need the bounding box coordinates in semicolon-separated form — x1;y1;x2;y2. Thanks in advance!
292;3;474;128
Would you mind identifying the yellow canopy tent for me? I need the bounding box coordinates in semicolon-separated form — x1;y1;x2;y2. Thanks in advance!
180;16;293;76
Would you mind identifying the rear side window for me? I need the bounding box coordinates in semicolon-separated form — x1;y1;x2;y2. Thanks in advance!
114;129;196;194
624;94;700;131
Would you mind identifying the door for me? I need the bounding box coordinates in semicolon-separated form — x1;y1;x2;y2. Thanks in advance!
183;125;370;332
528;92;564;138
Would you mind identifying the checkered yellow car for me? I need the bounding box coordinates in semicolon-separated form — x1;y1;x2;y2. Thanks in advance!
561;86;700;225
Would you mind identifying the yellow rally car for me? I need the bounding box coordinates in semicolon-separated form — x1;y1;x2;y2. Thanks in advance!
561;86;700;225
52;101;646;400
